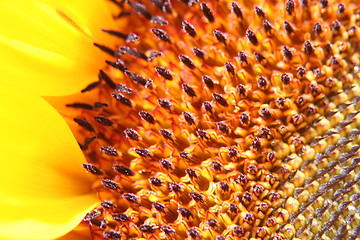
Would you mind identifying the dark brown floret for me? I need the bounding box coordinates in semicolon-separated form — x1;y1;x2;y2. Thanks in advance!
139;111;156;124
192;47;205;59
238;51;248;63
202;75;214;89
304;40;314;55
178;207;193;218
179;54;196;69
113;165;135;176
123;193;139;203
135;148;151;158
284;21;294;34
225;62;235;75
246;29;258;45
182;83;197;97
140;224;156;233
111;93;132;107
74;118;94;132
231;2;243;18
255;6;265;18
213;29;227;44
282;46;293;60
189;191;204;202
314;23;322;35
233;226;245;236
103;230;121;240
149;177;163;187
124;128;140;141
202;101;214;113
100;146;118;156
183;111;195;125
94;116;113;126
182;20;197;37
83;163;103;175
102;179;119;190
213;93;228;107
200;3;214;22
101;201;115;209
152;28;171;42
158;98;173;110
286;0;295;15
112;213;129;222
155;66;173;80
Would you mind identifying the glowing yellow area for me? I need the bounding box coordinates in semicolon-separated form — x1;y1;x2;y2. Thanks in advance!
0;90;98;239
0;0;116;96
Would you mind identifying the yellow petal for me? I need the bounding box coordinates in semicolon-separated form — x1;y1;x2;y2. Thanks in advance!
0;90;98;240
0;0;116;96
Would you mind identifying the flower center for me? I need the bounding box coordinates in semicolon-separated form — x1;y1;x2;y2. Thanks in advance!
66;1;359;239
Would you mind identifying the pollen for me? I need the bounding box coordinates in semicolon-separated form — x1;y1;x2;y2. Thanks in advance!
69;0;360;239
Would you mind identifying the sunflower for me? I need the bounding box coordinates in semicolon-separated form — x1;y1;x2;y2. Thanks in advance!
1;0;359;240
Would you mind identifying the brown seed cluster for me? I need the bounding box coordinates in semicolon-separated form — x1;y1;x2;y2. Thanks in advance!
67;0;360;239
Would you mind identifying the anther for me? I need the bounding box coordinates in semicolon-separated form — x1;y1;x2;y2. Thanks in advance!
238;51;248;64
103;230;121;240
258;76;268;90
202;75;214;89
297;66;306;78
178;207;193;219
284;21;294;34
320;0;328;8
281;73;291;85
129;1;152;19
304;40;314;55
126;33;140;42
192;47;205;59
213;29;227;44
169;182;182;192
81;81;100;93
135;148;151;158
185;168;197;178
228;147;238;158
101;201;115;209
149;177;163;187
111;93;132;107
254;52;265;62
217;122;230;134
183;111;196;125
101;29;128;39
179;54;196;69
286;0;295;15
116;84;132;93
66;103;93;110
113;165;135;176
212;161;223;171
252;137;262;150
182;83;197;97
158;98;173;110
255;6;265;17
159;129;173;140
151;16;168;25
338;3;345;13
237;84;246;96
240;112;250;125
140;224;155;234
119;46;147;60
126;71;147;86
207;219;219;228
112;213;129;222
331;20;340;33
219;181;230;191
100;146;118;156
106;59;127;72
237;174;248;185
102;179;119;190
188;228;201;238
123;193;139;203
314;23;322;35
160;225;176;235
93;43;115;56
93;102;108;109
155;66;173;80
139;111;156;124
153;201;166;212
233;226;245;236
74;118;94;132
200;3;214;22
231;2;243;18
124;128;140;141
263;20;273;33
152;28;171;42
246;29;258;45
229;203;239;213
94;116;113;126
196;129;208;139
203;101;214;113
189;191;204;202
99;70;116;89
213;93;228;107
225;62;236;75
282;46;293;60
182;20;197;37
159;158;173;170
83;163;103;175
